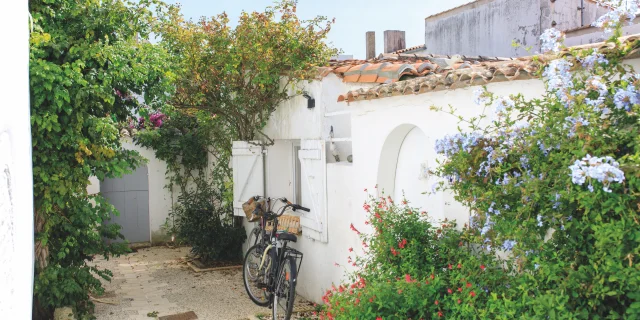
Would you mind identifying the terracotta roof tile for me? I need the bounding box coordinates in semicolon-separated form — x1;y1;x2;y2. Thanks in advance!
391;44;426;54
336;34;640;103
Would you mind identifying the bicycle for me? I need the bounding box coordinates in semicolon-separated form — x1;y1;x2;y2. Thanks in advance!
242;196;309;320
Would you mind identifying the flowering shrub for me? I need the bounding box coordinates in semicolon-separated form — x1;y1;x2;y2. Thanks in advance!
325;1;640;318
321;195;515;319
429;1;640;317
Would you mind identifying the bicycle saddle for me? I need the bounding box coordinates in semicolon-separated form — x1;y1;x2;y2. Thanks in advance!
276;232;297;243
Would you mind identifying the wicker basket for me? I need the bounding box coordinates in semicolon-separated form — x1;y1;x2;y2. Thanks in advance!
265;215;301;235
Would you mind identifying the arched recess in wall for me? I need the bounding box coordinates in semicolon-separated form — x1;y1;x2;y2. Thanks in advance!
377;124;431;211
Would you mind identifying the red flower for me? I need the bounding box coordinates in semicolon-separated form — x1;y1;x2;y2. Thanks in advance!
398;289;403;294
334;262;340;267
435;300;439;305
447;288;453;294
430;274;435;280
466;282;472;288
376;317;382;320
365;220;370;225
448;264;453;269
421;211;427;215
470;291;476;297
370;297;374;303
480;265;486;271
458;287;462;292
438;311;443;317
350;223;361;234
391;247;398;256
349;247;353;252
399;239;408;249
402;200;407;205
363;204;371;212
457;263;462;269
364;188;368;192
425;280;430;285
457;299;461;304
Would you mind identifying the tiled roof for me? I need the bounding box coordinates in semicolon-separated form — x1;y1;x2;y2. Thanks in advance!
391;45;426;54
320;53;513;84
336;34;640;103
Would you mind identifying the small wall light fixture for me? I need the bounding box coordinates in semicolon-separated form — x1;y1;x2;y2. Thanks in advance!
302;92;315;109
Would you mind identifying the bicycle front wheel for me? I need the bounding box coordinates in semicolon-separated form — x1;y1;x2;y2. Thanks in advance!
247;226;261;251
272;256;297;320
243;244;272;307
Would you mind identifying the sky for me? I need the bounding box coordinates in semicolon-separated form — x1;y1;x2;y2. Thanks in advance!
165;0;474;59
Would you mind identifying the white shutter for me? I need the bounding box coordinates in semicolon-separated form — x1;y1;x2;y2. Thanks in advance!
232;141;264;217
298;140;328;242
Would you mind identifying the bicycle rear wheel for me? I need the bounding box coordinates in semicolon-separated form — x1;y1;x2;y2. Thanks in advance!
243;244;272;307
272;256;297;320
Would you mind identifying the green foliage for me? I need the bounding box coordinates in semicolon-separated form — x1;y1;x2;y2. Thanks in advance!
159;0;338;141
429;41;640;317
171;181;246;262
324;17;640;320
322;196;511;320
29;0;173;317
135;109;244;262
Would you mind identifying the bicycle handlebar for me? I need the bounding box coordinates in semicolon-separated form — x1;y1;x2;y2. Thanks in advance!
251;195;310;214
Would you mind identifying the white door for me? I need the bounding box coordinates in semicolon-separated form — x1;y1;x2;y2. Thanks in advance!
232;141;264;217
298;140;328;242
394;127;431;211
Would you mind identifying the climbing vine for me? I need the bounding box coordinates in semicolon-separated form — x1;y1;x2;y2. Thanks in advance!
29;0;174;318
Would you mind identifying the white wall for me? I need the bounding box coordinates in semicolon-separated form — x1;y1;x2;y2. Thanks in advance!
253;74;548;303
0;0;34;316
253;58;640;303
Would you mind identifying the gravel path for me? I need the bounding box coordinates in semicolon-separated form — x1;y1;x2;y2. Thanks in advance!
91;246;273;320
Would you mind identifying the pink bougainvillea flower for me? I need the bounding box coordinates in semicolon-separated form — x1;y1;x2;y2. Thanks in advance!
458;287;463;292
448;264;453;269
438;311;443;317
470;291;476;297
405;274;412;283
376;317;382;320
447;288;453;294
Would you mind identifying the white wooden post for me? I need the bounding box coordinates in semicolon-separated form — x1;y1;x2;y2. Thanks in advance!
0;1;35;317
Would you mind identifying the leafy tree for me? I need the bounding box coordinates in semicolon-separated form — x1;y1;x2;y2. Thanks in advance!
29;0;173;317
159;0;338;141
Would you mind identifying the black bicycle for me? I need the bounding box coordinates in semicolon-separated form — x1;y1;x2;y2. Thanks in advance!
242;196;308;320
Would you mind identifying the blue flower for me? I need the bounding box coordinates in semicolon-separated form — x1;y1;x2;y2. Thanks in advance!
537;215;544;227
540;28;563;53
581;53;609;69
568;154;625;192
502;240;517;251
473;88;491;106
614;87;640;111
